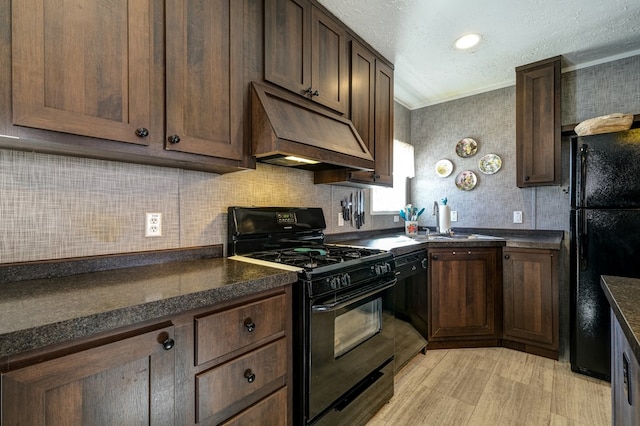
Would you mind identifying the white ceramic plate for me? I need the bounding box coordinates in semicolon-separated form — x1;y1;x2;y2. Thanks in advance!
455;170;477;191
478;153;502;175
435;159;453;177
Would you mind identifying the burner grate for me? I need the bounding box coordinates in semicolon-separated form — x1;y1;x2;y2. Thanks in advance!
245;245;383;269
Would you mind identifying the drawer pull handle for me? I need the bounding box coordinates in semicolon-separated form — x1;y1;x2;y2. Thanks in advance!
244;369;256;383
135;127;149;138
167;134;181;144
162;338;175;351
504;254;510;259
244;318;256;332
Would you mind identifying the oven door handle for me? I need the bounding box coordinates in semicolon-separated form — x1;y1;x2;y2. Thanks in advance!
311;278;397;312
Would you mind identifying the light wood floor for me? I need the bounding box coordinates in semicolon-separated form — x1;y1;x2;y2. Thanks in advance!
367;347;611;426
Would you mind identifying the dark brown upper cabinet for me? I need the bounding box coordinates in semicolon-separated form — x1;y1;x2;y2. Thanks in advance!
264;0;349;114
164;0;244;161
515;56;562;187
8;0;247;173
11;0;156;146
314;41;394;187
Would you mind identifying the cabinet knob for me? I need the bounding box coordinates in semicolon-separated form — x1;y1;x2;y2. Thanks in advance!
244;318;256;333
167;135;181;144
244;369;256;383
524;175;530;181
504;254;510;259
431;255;438;260
162;338;175;351
135;127;149;138
305;87;319;97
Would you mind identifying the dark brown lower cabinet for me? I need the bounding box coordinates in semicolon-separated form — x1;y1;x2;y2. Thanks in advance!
1;285;293;425
175;286;293;425
1;324;176;425
502;248;559;359
428;247;500;348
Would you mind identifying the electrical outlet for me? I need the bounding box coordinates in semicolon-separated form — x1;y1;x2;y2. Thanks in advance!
450;211;458;222
145;212;162;237
338;212;344;226
513;211;523;224
393;215;399;223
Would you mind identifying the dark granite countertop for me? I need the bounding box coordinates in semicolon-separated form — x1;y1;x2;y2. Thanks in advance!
601;275;640;362
0;257;298;359
328;228;564;256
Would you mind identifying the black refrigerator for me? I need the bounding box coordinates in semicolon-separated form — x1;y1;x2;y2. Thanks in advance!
570;127;640;381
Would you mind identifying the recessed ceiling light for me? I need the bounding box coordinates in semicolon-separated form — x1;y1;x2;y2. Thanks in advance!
455;33;482;50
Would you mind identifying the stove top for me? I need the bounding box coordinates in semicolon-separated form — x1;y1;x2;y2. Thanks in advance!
227;207;396;294
245;245;387;270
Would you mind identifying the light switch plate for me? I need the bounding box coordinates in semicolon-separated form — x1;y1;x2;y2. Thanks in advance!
450;211;458;222
393;215;399;223
513;211;523;223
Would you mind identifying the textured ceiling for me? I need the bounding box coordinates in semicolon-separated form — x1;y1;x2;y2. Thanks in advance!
316;0;640;110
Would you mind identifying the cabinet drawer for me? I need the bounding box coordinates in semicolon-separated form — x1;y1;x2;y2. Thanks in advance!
222;387;288;426
195;294;287;365
196;339;287;423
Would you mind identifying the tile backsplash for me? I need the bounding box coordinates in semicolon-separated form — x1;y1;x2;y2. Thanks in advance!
0;150;397;264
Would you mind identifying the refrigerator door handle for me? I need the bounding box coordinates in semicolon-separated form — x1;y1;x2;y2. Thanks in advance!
578;209;589;271
579;144;589;208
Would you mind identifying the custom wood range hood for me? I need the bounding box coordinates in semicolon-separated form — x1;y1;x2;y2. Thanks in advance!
251;81;374;171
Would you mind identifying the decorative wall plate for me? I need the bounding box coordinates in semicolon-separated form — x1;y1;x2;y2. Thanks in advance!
455;170;477;191
455;138;478;157
435;159;453;177
478;153;502;174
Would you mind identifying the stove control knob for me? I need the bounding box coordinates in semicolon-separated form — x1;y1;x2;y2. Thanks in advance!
340;273;351;288
375;263;389;275
329;276;340;290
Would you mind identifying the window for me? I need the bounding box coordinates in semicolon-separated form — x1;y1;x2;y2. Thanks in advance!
371;140;414;214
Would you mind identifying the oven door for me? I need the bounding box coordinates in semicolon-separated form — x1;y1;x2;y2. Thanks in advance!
308;277;396;422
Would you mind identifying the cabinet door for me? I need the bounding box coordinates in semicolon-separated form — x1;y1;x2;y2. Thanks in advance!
265;0;311;98
2;325;175;425
345;43;394;187
372;60;394;186
165;0;243;160
265;0;347;114
310;7;348;114
12;0;155;145
349;41;375;155
515;56;561;187
429;248;498;341
503;249;558;349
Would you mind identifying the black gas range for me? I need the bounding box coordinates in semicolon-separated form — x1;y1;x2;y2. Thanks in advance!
228;207;396;426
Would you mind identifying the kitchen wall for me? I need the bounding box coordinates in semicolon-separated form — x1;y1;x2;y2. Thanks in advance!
1;55;637;268
0;151;406;264
411;54;640;231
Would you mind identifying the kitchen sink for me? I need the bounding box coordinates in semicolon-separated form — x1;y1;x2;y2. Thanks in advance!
417;233;504;241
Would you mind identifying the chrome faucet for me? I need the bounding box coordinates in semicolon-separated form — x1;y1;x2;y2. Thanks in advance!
433;201;439;234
